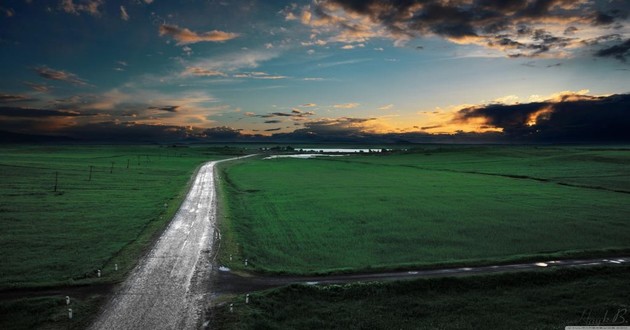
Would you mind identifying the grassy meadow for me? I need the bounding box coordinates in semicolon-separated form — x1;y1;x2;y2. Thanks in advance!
218;146;630;274
0;144;244;329
212;265;630;330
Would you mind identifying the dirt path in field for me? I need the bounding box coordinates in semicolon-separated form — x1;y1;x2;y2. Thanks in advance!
211;256;630;296
88;155;253;330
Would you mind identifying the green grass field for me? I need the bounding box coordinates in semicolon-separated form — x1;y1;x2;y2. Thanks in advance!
218;146;630;274
212;265;630;329
0;144;244;329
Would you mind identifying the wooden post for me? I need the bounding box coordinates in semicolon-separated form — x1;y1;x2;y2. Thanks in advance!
114;263;118;271
65;296;70;305
68;308;73;319
246;294;250;304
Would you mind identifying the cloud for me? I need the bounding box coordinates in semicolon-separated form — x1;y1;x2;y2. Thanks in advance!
184;50;279;74
34;66;89;86
23;82;50;93
265;128;282;132
341;43;365;49
159;24;239;45
333;102;360;109
295;0;630;58
264;120;282;124
453;93;630;141
120;5;129;21
0;93;34;103
2;6;15;17
0;106;84;118
300;103;317;107
60;0;103;16
147;105;179;112
55;122;194;142
378;104;394;110
200;126;244;140
269;117;383;141
184;67;227;77
250;109;316;121
233;72;288;79
595;38;630;61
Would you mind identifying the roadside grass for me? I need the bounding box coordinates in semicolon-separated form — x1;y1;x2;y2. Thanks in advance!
218;146;630;274
0;144;245;329
211;265;630;330
0;294;105;330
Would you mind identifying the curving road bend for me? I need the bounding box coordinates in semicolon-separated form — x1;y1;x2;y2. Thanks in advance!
90;156;250;330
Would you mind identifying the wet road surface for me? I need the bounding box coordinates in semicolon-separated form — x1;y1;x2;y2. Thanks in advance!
214;257;630;295
90;156;249;330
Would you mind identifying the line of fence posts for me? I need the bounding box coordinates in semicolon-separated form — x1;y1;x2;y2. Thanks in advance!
55;152;184;190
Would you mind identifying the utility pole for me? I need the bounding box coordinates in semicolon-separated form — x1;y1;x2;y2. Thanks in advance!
88;165;93;181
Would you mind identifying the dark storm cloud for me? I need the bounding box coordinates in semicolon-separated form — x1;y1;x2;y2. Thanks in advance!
270;112;293;117
57;122;189;142
0;93;34;103
595;38;630;61
454;93;630;141
582;34;622;46
0;106;83;117
250;110;315;120
201;126;244;139
307;0;629;58
18;122;244;143
563;26;578;35
148;105;180;112
421;125;442;130
269;117;377;142
265;128;282;132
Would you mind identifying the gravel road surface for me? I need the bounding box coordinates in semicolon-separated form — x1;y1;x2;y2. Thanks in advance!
90;157;248;330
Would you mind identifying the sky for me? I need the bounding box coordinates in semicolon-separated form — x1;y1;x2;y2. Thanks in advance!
1;0;629;143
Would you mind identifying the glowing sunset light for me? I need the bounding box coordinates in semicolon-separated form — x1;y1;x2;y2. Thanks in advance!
1;0;629;143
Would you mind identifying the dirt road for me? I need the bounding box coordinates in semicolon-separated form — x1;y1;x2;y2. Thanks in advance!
90;156;248;330
213;256;630;295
